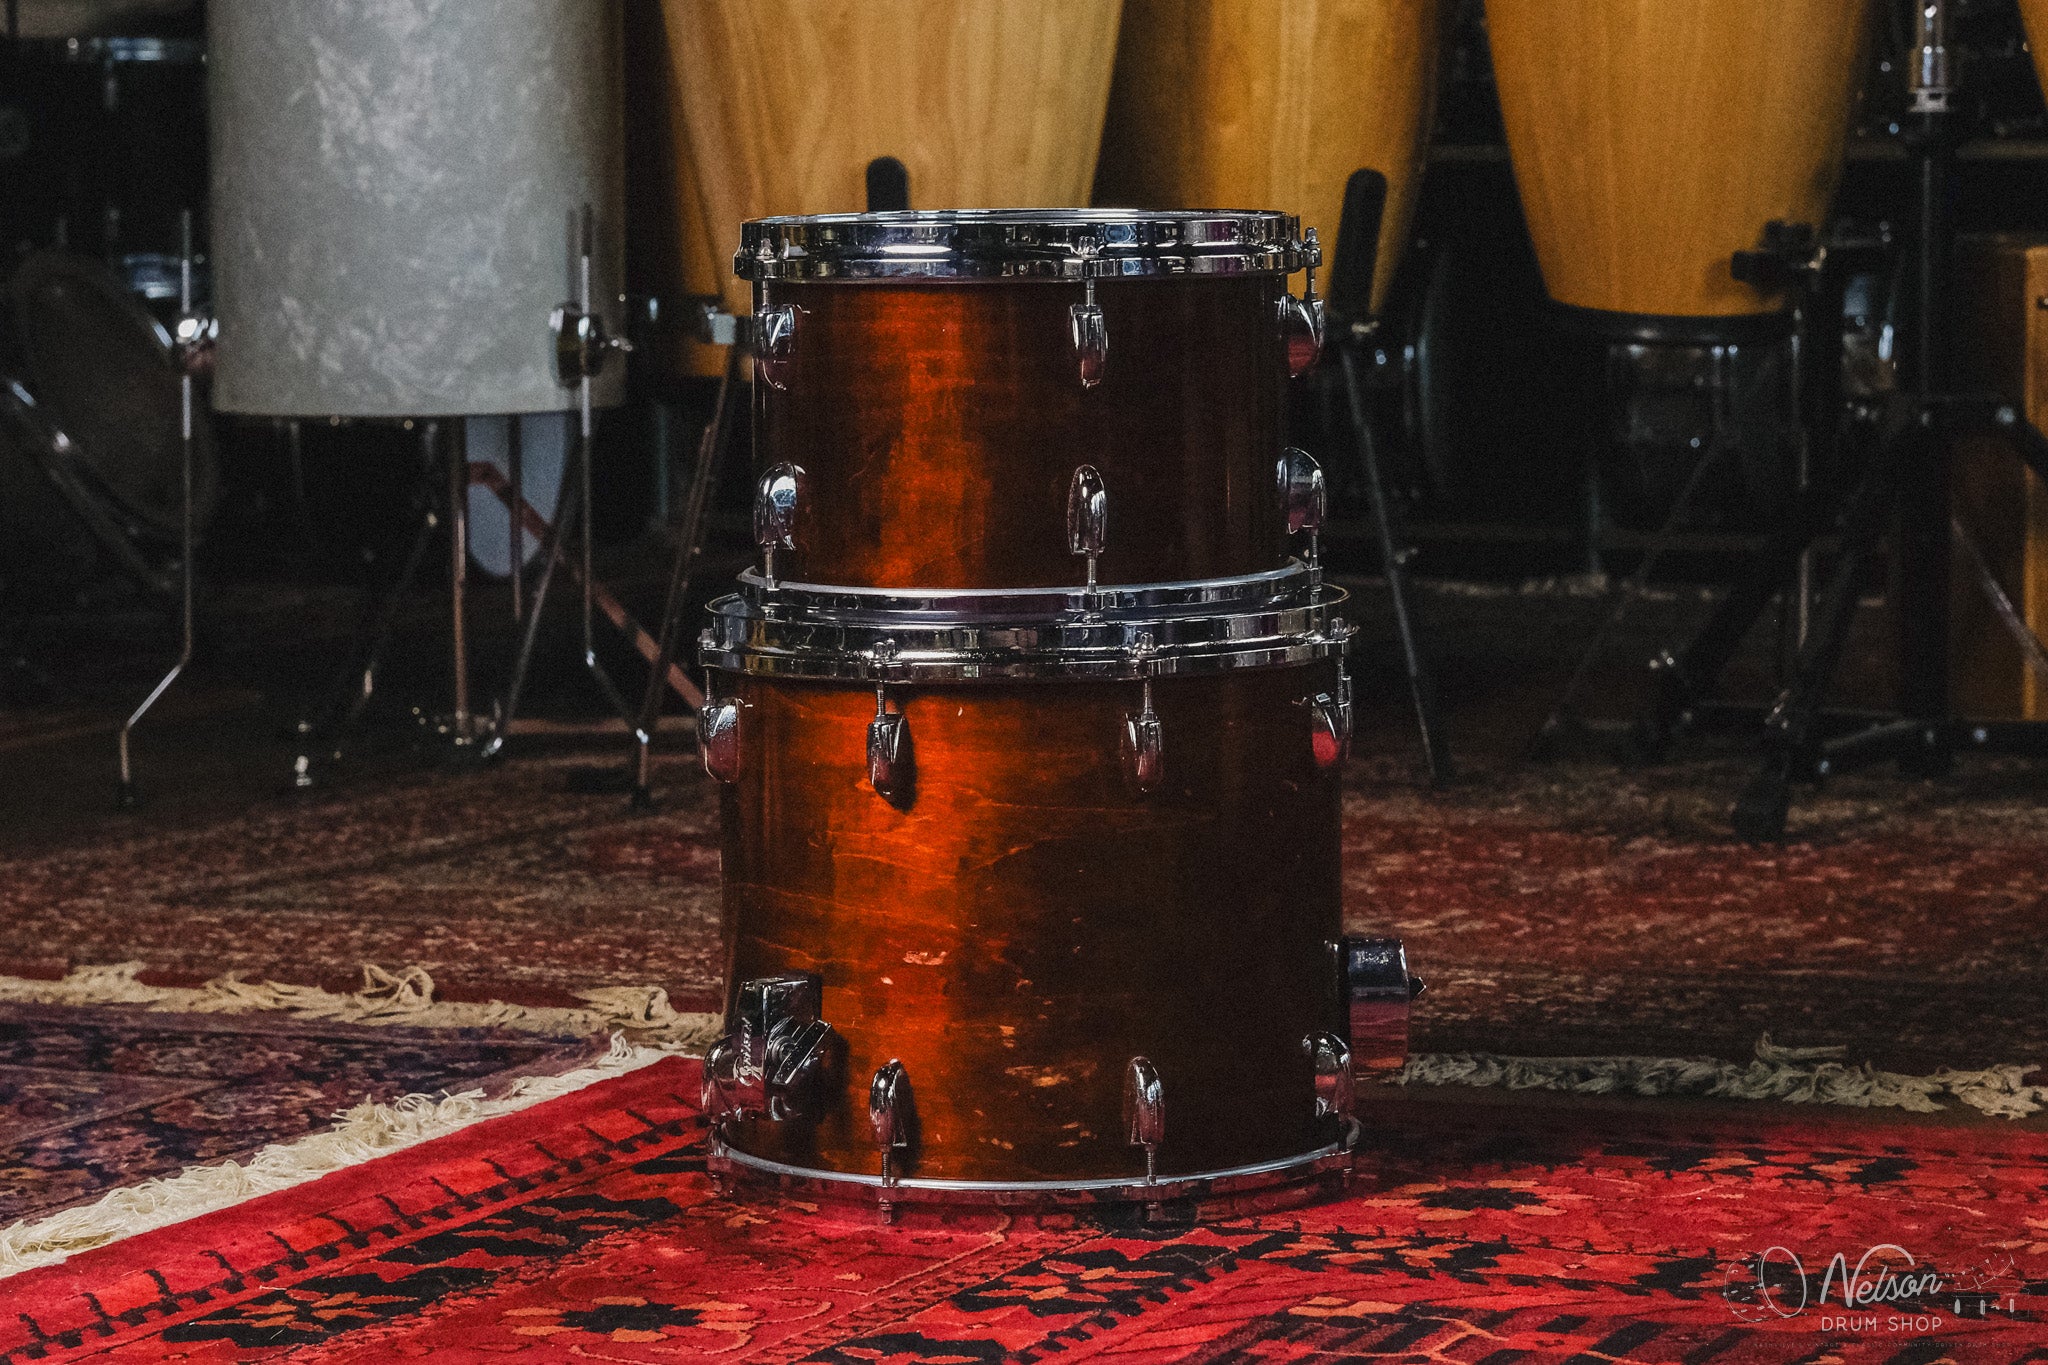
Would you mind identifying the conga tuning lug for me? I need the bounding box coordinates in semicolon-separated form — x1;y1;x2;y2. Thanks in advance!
699;697;744;784
702;974;841;1131
1123;1056;1165;1189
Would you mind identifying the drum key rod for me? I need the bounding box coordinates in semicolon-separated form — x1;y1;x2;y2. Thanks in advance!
118;211;205;808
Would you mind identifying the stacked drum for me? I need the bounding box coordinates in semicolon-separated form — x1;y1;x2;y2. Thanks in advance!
695;210;1417;1215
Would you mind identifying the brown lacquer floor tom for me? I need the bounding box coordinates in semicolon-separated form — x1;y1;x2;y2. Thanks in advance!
736;210;1324;592
695;568;1413;1211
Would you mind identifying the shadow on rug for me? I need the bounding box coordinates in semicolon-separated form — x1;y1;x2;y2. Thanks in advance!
3;1057;2044;1363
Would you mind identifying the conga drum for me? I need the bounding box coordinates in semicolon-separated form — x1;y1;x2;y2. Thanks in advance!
655;0;1124;318
1095;0;1442;314
1485;0;1873;332
697;210;1413;1211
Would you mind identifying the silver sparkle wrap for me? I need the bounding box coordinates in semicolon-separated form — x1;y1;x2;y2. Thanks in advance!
208;0;624;416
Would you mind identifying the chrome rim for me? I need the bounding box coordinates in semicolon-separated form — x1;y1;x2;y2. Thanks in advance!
699;586;1351;683
731;562;1314;623
735;209;1317;282
710;1138;1350;1204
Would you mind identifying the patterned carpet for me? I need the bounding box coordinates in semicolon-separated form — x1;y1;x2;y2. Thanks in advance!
0;1002;592;1224
2;1058;2042;1362
2;740;2046;1079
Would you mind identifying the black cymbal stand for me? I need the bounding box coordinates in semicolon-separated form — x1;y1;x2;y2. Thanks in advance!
1327;169;1453;786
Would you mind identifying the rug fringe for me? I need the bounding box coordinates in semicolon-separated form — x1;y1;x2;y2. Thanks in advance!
0;1034;684;1279
0;961;722;1049
1399;1033;2048;1119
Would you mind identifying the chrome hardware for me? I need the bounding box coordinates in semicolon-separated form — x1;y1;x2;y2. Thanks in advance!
1909;0;1951;113
1124;1056;1165;1187
867;639;911;802
1121;632;1164;794
1067;464;1109;590
1335;936;1424;1080
753;462;805;586
702;973;841;1130
736;209;1317;282
1280;229;1325;378
1309;691;1349;773
699;695;744;784
699;576;1351;684
553;211;630;386
1071;280;1108;388
1278;447;1327;588
755;301;798;389
869;1059;912;1207
171;307;217;378
1303;1030;1359;1149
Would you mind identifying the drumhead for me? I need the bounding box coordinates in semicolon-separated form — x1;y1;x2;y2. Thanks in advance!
6;250;219;543
735;208;1314;282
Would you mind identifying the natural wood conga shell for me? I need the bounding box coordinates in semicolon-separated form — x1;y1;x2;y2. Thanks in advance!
625;0;730;378
2019;0;2048;109
1486;0;1872;320
658;0;1125;317
1095;0;1441;314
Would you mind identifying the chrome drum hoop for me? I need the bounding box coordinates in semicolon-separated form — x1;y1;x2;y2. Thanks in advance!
735;209;1318;282
708;1137;1352;1211
729;562;1317;624
698;586;1352;683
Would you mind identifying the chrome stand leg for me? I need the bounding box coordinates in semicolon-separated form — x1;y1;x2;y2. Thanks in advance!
1338;343;1452;787
507;414;524;625
488;445;582;758
444;421;475;742
630;345;740;807
117;214;200;810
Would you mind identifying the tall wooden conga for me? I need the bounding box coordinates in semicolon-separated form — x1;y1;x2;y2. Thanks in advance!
1094;0;1441;314
697;210;1414;1212
656;0;1124;318
1485;0;1872;330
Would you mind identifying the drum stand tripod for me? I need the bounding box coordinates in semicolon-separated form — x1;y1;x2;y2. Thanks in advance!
117;213;209;808
1326;170;1453;787
1584;0;2048;839
292;205;683;787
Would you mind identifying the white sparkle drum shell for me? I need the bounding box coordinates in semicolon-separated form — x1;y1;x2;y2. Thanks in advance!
208;0;625;418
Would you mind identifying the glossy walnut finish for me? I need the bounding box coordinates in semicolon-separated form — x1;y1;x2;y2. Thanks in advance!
1486;0;1872;319
716;661;1346;1183
1096;0;1441;314
659;0;1123;316
756;275;1290;590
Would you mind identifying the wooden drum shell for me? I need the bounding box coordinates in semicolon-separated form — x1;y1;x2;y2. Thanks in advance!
1485;0;1872;321
715;661;1346;1184
659;0;1124;319
1096;0;1442;315
756;275;1291;591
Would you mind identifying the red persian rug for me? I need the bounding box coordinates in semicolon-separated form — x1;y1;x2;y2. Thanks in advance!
3;1058;2043;1363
